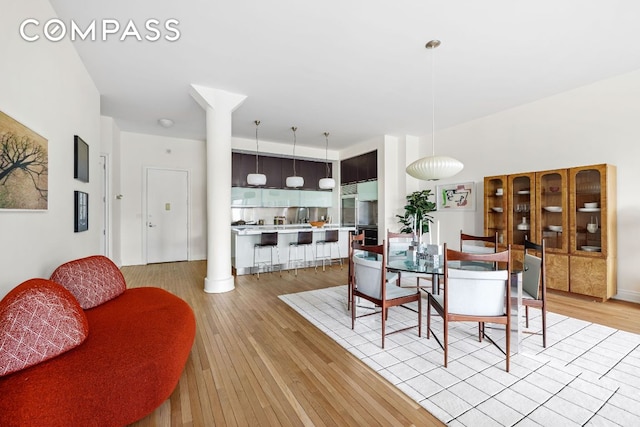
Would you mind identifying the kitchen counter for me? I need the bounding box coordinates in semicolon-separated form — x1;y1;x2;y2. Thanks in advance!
231;224;347;235
231;225;355;274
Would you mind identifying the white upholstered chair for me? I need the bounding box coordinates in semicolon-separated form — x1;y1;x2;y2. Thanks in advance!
351;241;421;348
427;243;512;371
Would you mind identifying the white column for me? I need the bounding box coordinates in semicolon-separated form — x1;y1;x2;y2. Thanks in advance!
190;85;247;293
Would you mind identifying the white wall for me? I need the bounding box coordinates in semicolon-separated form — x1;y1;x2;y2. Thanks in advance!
119;132;207;265
402;70;640;302
0;0;101;297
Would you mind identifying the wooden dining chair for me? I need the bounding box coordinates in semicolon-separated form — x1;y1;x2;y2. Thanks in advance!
512;238;547;347
347;231;365;309
386;230;432;291
460;230;498;254
427;243;512;371
351;241;422;348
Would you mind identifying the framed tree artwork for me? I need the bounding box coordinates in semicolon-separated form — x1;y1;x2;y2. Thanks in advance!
0;110;48;210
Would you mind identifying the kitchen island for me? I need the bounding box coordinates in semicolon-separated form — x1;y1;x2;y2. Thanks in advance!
231;224;355;275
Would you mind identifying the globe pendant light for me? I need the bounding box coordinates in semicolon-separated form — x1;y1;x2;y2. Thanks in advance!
406;40;464;181
286;126;304;188
247;120;267;186
318;132;336;189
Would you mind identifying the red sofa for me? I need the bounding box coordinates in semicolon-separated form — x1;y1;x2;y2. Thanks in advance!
0;256;196;427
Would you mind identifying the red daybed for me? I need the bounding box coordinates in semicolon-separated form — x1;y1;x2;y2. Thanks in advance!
0;256;196;427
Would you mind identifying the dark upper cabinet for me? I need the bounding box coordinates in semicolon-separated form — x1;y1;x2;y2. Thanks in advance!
340;150;377;184
261;156;283;188
232;152;330;190
362;150;378;182
232;152;255;187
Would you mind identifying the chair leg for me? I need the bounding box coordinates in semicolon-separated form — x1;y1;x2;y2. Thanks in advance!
351;292;356;330
443;317;448;368
418;295;422;337
506;317;510;372
426;298;431;338
542;305;547;348
381;305;386;349
525;305;530;328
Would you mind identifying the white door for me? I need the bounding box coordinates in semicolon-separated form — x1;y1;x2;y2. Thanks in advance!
146;168;189;263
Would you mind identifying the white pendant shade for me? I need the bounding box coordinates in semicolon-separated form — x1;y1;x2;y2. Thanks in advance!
406;155;464;181
247;173;266;186
318;177;336;189
318;132;335;190
286;175;304;188
247;120;266;186
406;40;464;182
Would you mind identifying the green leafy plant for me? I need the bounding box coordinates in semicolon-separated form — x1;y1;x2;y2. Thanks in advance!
396;189;436;234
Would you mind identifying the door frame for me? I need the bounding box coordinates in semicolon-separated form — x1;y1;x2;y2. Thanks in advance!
100;154;110;257
142;166;191;264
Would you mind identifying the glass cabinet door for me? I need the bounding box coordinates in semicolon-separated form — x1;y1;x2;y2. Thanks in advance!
536;169;568;252
507;173;534;248
570;165;604;254
484;175;507;246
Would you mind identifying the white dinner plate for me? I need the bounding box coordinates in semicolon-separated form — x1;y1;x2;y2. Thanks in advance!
578;208;601;212
491;207;503;212
517;190;530;195
544;206;562;212
581;245;601;252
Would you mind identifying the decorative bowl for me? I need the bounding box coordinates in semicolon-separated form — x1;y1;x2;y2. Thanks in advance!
584;202;598;209
549;186;560;192
543;206;562;212
491;207;503;213
309;221;325;228
548;225;563;232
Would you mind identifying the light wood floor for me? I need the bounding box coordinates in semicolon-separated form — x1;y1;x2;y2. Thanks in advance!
123;261;640;427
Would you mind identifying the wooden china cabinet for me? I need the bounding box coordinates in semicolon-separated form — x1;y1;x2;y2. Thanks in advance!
484;164;616;300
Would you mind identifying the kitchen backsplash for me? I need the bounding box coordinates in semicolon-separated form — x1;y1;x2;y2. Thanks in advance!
231;206;330;225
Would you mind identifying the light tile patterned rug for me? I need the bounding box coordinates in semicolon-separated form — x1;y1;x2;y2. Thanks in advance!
279;285;640;426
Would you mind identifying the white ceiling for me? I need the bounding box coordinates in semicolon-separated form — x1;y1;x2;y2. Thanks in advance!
49;0;640;150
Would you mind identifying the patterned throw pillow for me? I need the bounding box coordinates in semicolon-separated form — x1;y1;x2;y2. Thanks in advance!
0;278;89;377
50;255;126;309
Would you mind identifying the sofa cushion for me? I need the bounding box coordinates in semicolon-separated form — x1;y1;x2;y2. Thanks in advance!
50;255;126;309
0;278;89;377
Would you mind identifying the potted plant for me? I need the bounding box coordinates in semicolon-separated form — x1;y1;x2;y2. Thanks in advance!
396;189;436;234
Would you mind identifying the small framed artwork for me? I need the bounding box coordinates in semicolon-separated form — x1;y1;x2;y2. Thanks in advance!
74;135;89;183
436;182;475;211
74;191;88;232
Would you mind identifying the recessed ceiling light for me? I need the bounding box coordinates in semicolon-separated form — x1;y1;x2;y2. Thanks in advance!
158;118;174;128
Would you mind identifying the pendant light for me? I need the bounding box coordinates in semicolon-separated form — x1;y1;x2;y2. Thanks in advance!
247;120;267;186
406;40;464;181
286;126;304;188
318;132;336;189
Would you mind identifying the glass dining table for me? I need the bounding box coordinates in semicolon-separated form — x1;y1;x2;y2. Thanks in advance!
386;255;525;354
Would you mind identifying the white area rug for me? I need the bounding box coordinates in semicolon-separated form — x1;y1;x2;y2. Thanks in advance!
279;285;640;426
